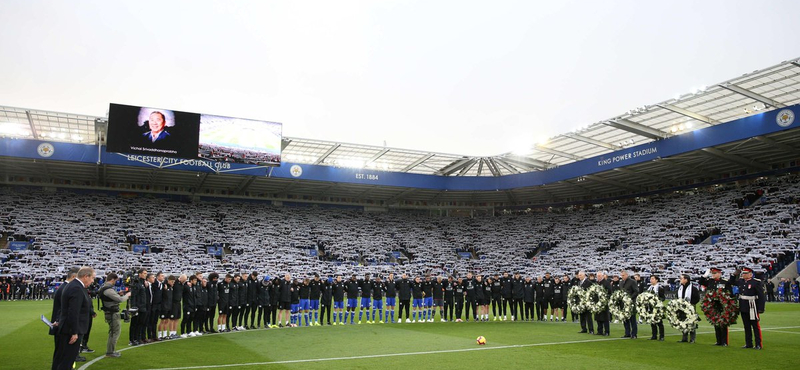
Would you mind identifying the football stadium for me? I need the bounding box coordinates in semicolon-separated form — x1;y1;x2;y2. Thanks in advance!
2;2;800;370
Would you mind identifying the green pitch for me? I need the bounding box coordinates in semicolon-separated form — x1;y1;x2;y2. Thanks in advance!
2;301;798;370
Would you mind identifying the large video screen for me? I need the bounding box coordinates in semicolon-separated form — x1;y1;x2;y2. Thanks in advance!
106;103;282;166
198;115;282;166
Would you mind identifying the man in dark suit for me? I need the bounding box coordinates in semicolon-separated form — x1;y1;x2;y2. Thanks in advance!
595;271;612;336
52;266;95;370
51;268;81;360
619;270;639;339
577;271;594;334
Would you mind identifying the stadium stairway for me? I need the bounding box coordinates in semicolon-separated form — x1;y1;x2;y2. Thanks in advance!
770;259;800;285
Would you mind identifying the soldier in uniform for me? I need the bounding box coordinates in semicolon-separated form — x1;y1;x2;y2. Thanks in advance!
700;267;735;346
736;267;765;349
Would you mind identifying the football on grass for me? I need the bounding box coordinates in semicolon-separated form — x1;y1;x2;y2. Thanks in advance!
476;336;486;345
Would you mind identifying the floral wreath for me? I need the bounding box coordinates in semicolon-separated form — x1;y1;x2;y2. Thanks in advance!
584;284;609;314
567;286;586;313
608;290;633;321
666;299;700;334
635;292;665;324
701;288;739;327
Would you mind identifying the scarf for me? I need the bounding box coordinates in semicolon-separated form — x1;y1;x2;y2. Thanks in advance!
678;283;692;303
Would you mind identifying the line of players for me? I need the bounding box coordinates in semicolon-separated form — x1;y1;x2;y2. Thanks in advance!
126;269;586;343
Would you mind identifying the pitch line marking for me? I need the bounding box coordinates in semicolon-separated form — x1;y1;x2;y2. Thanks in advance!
80;325;800;370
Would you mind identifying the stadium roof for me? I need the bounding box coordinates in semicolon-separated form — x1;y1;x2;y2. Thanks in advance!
2;58;800;178
1;58;800;206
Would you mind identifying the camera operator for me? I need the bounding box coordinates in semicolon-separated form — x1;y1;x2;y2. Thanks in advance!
98;273;131;358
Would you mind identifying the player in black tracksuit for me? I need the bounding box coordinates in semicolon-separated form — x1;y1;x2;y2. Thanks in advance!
246;273;259;328
443;276;455;322
195;280;208;333
534;277;545;321
454;278;465;321
523;277;535;321
237;275;249;329
511;273;525;321
269;277;280;326
206;274;219;333
463;274;477;321
500;272;513;320
396;275;412;322
181;277;196;335
542;274;555;321
217;275;231;332
491;276;502;321
320;278;332;325
229;275;241;329
256;277;270;328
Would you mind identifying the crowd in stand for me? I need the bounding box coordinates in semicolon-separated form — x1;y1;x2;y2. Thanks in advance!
1;175;800;295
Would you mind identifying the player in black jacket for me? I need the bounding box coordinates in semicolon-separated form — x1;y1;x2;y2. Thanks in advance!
385;273;397;323
523;277;535;321
277;274;292;327
246;272;259;329
490;275;502;321
332;276;345;325
180;276;196;337
159;275;175;339
320;277;333;325
359;274;373;324
411;276;424;322
463;273;478;322
309;274;323;326
237;274;249;330
443;276;455;322
500;272;513;320
206;273;219;333
345;275;360;325
372;276;386;323
256;277;271;329
269;277;280;327
454;277;465;321
433;276;445;322
217;274;231;332
534;276;545;321
396;274;412;323
421;276;434;322
511;273;525;321
229;274;241;330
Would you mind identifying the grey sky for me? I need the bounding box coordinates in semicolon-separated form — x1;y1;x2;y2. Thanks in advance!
1;0;798;156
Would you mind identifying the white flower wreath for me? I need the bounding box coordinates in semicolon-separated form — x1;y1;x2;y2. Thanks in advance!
567;285;586;313
666;299;700;334
635;292;665;324
584;283;609;314
608;290;633;321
